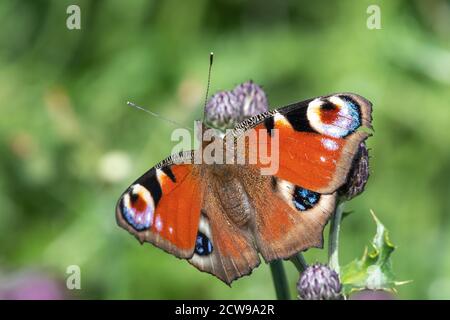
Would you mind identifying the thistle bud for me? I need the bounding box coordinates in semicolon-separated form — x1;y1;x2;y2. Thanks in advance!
204;81;269;131
297;263;343;300
204;91;240;131
339;142;370;200
232;80;269;119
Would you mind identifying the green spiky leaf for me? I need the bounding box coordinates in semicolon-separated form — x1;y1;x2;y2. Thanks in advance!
340;210;409;296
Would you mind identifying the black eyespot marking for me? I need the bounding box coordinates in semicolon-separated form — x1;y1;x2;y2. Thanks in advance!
264;116;275;136
320;101;337;110
293;186;320;211
338;95;359;108
281;105;315;133
129;191;139;204
162;166;176;183
271;176;278;191
194;232;213;256
140;168;162;207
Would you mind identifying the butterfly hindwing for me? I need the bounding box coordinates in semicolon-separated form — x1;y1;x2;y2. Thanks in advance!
239;166;337;261
188;184;261;285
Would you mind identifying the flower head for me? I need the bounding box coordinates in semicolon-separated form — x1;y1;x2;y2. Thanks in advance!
204;80;268;131
204;91;240;131
297;263;343;300
232;80;269;120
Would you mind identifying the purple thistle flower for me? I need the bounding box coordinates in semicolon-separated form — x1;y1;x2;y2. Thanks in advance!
204;91;240;131
297;263;343;300
204;80;269;130
232;80;269;119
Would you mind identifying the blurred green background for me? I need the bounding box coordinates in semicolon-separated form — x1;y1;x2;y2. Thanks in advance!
1;0;449;299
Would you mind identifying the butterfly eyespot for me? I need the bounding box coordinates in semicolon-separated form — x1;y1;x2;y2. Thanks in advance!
293;186;320;211
320;102;337;111
307;96;361;138
194;231;213;256
121;184;154;231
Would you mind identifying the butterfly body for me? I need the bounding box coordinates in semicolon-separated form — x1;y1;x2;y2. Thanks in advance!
116;93;372;284
208;166;253;227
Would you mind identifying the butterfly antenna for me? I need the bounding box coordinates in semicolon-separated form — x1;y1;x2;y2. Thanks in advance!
203;52;214;118
126;101;193;132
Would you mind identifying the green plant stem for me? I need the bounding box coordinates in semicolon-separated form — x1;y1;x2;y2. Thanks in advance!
328;202;345;274
290;252;308;273
269;260;291;300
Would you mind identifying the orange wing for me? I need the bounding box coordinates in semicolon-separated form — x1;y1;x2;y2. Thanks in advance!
116;163;203;258
233;92;372;194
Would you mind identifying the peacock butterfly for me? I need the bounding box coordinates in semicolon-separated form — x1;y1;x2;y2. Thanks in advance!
115;92;373;284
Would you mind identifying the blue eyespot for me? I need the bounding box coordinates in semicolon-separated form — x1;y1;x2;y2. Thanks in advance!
343;99;361;134
121;196;153;231
293;186;320;211
195;232;213;256
311;96;362;138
